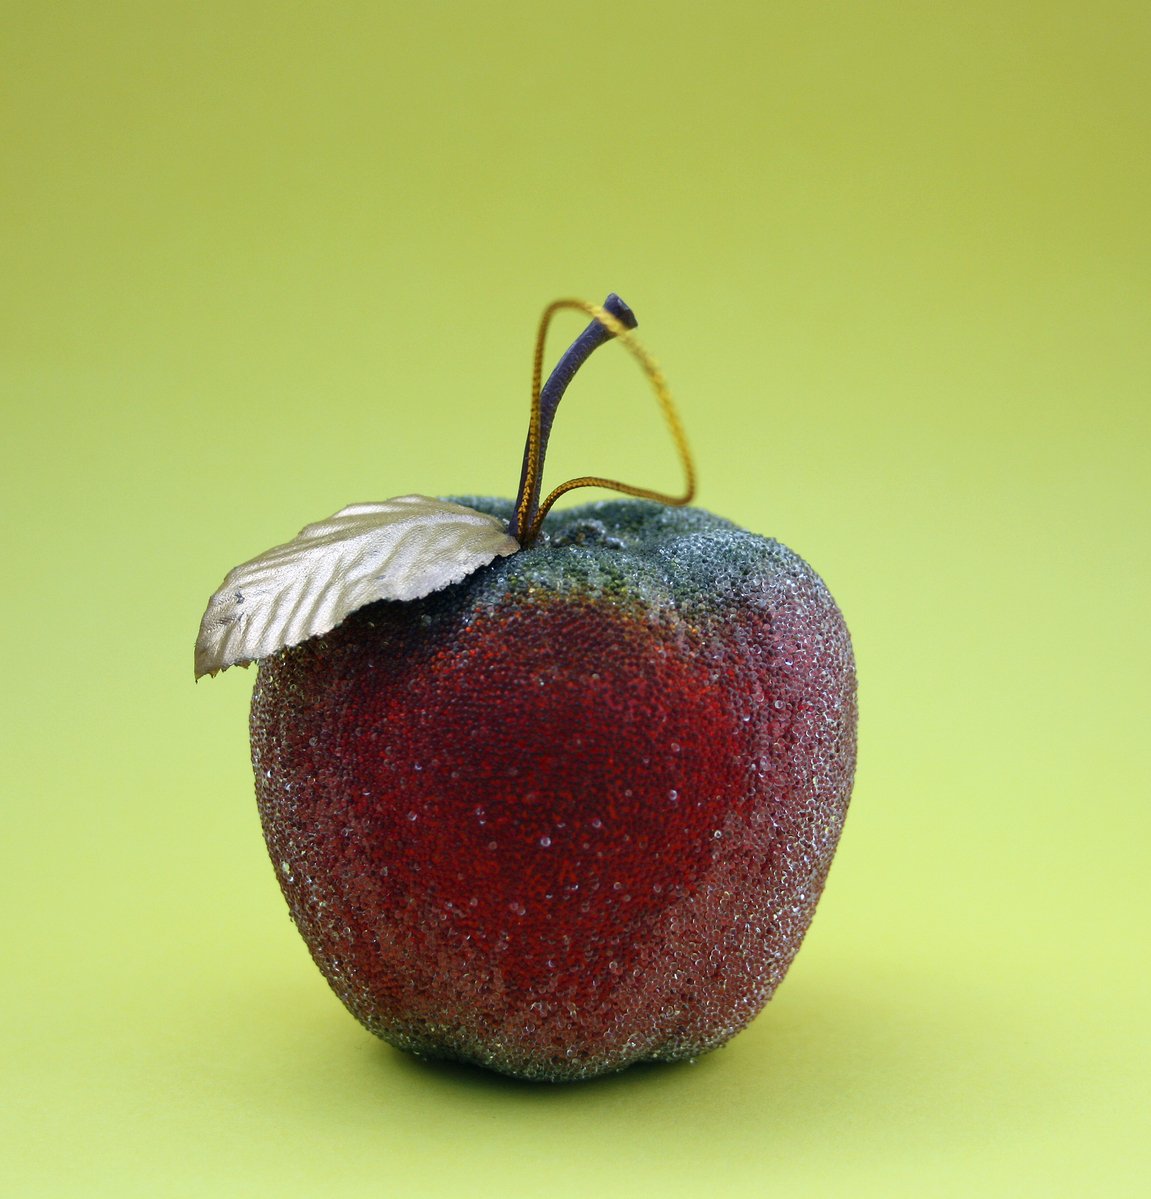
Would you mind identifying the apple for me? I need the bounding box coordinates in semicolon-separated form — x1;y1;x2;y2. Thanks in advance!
197;295;857;1082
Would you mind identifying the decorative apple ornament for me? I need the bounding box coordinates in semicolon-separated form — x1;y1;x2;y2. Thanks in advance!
196;295;857;1082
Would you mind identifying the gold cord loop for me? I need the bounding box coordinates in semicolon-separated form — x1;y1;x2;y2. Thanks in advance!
519;298;696;545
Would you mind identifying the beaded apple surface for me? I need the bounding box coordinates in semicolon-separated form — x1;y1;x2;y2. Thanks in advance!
197;296;857;1082
252;497;856;1080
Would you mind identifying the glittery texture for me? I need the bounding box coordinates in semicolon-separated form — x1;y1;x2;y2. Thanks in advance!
251;498;857;1081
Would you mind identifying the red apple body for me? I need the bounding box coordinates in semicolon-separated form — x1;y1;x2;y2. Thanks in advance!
251;498;856;1081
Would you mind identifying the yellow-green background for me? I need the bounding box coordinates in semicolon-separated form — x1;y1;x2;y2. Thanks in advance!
3;2;1147;1195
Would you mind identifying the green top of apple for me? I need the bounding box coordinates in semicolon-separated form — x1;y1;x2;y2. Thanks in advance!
446;494;814;623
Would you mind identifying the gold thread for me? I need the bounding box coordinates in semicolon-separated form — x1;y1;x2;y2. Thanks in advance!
521;298;696;544
512;304;550;540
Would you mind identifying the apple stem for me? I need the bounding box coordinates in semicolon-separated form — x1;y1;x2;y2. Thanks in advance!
510;295;696;546
510;294;636;544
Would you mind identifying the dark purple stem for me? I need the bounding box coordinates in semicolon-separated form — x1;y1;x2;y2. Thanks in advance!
511;293;638;543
